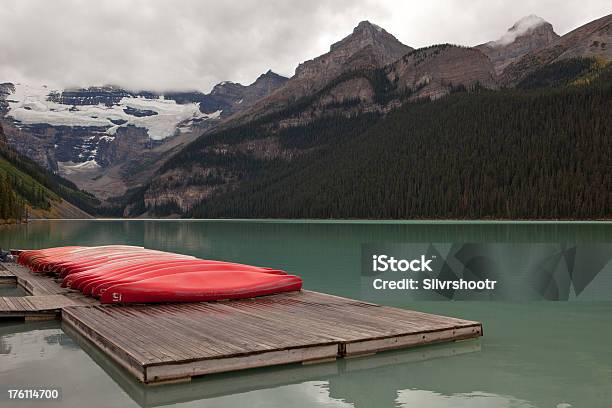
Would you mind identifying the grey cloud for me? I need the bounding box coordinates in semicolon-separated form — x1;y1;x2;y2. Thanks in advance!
0;0;609;92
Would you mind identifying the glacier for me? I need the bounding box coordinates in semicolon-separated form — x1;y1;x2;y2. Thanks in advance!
7;83;221;140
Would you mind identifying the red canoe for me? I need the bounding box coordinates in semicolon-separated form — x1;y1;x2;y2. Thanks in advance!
59;251;193;278
62;257;199;288
87;263;287;297
54;249;172;276
100;270;303;304
66;258;285;289
18;246;83;266
73;259;257;292
29;246;147;273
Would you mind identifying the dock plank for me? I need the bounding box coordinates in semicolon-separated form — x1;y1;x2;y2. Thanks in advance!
0;266;16;278
0;295;83;315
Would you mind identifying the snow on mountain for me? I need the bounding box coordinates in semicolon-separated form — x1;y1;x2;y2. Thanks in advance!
488;15;548;47
6;83;221;140
57;159;101;175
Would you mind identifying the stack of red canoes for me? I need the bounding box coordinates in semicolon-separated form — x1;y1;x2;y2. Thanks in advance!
17;246;302;304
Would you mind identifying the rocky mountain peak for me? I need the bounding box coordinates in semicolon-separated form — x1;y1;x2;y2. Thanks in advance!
329;20;407;55
490;15;556;47
229;22;412;124
250;71;288;95
353;20;390;36
477;15;559;74
210;80;244;96
500;13;612;85
254;70;287;84
295;21;412;80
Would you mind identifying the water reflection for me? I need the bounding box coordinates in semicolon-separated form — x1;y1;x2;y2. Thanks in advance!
395;390;536;408
0;338;11;354
63;321;481;408
0;284;26;297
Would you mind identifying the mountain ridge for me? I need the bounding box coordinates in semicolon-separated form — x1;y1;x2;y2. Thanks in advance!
134;14;612;218
2;13;611;218
501;13;611;85
228;20;413;125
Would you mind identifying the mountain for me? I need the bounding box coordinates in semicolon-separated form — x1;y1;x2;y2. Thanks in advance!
136;33;499;215
0;123;95;220
197;70;289;117
501;13;612;85
232;21;413;124
476;15;559;74
186;65;612;220
133;15;612;219
0;70;287;202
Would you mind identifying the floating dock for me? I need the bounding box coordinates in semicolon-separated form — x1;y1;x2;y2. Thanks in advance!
0;262;483;384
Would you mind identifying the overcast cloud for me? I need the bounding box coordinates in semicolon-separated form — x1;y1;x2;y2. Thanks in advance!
0;0;609;92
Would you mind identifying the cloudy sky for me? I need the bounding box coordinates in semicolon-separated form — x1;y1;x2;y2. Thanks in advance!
0;0;609;92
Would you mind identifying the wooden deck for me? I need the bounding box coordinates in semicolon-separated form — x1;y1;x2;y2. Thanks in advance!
1;263;72;296
0;262;483;384
0;295;84;320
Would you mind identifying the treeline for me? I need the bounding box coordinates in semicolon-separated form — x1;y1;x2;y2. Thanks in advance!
162;111;381;175
189;64;612;219
0;147;100;214
0;124;99;219
518;57;607;89
0;173;25;221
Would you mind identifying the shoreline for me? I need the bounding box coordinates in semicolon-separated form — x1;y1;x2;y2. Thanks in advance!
12;218;612;224
0;219;28;226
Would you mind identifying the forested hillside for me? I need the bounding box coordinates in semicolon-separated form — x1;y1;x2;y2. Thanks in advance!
181;59;612;220
0;124;97;221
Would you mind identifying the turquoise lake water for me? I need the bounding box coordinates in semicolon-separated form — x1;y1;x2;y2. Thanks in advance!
1;220;611;408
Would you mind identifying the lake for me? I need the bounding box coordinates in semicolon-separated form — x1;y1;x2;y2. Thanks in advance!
1;220;611;408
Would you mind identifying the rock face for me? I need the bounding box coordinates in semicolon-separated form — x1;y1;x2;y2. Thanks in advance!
501;13;612;85
296;21;413;88
199;70;288;117
388;45;498;99
551;13;612;60
477;15;559;74
230;23;502;128
233;21;413;123
0;83;14;113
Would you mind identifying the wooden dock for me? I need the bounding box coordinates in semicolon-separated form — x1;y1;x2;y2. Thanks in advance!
0;262;483;384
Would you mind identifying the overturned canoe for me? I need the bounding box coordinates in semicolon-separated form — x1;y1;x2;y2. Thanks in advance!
100;270;303;304
84;262;287;297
